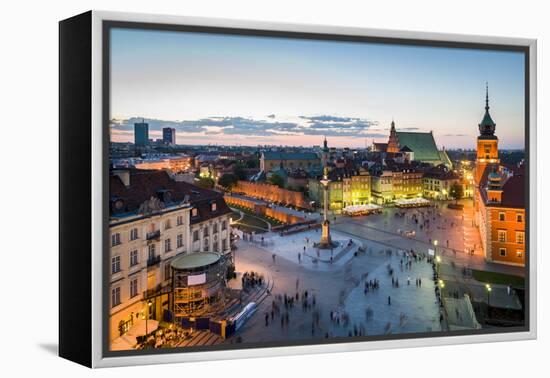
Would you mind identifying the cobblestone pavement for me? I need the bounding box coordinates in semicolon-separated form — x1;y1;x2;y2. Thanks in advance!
230;237;441;344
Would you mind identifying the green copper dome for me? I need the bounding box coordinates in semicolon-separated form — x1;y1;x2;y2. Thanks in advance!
479;83;496;136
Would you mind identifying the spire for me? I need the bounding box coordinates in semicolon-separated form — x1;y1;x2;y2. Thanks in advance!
485;82;489;112
479;82;496;135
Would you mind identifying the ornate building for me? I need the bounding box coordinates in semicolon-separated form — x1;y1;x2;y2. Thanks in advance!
108;169;232;344
473;85;525;266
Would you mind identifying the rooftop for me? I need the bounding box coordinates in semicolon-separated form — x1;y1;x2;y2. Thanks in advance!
171;252;221;271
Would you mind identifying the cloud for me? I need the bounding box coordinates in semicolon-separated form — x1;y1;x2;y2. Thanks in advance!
442;133;468;137
399;127;420;131
111;114;380;139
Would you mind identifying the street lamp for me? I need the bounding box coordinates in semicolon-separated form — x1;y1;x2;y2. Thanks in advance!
485;284;492;308
146;300;152;336
438;279;445;289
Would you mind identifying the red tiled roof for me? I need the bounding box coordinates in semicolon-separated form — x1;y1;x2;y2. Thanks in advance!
110;169;231;224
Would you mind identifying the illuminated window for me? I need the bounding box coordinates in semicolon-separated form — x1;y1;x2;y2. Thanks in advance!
516;231;524;245
499;248;506;257
191;208;198;217
517;250;524;258
497;230;507;243
498;212;505;221
211;203;217;212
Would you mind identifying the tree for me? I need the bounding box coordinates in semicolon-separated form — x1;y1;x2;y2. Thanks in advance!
268;173;285;188
233;164;247;180
195;177;215;189
450;182;464;203
218;173;238;189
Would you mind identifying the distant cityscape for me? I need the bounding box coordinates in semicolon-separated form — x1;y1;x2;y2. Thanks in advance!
108;86;526;352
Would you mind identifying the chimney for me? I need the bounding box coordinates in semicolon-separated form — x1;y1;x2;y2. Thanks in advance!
112;169;130;187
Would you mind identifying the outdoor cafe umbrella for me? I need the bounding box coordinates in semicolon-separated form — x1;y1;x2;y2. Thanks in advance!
126;319;159;337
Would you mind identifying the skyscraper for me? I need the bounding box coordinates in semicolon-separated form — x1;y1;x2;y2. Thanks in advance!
163;127;176;145
134;119;149;146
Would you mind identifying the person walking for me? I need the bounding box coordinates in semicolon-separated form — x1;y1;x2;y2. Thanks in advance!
388;296;391;305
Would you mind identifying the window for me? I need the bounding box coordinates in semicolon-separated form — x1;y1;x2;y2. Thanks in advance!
517;250;524;258
211;203;217;212
177;234;184;248
498;212;505;221
517;213;523;223
164;238;172;253
148;244;156;259
111;233;121;246
164;263;171;281
177;215;184;226
204;227;209;237
191;208;198;217
130;250;138;267
130;279;138;298
221;220;227;231
516;231;524;245
213;241;219;252
111;256;121;274
497;230;507;243
193;230;199;242
111;287;121;307
165;219;172;230
213;223;218;234
130;228;139;241
204;238;209;251
499;248;507;257
222;239;228;251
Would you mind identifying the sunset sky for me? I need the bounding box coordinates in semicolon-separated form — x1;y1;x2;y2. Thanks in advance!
109;27;526;149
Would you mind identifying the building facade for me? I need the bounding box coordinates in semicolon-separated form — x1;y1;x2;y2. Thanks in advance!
108;169;232;343
473;86;525;266
260;151;321;173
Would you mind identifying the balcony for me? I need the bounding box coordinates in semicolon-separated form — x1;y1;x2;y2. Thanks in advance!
146;230;161;241
147;254;161;267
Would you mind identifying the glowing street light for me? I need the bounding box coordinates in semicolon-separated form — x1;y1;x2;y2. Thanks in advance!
485;284;492;308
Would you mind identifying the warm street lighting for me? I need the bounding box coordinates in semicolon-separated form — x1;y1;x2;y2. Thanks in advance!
439;279;445;289
146;300;153;337
486;284;492;309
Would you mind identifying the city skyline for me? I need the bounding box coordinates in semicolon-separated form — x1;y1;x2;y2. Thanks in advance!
110;28;526;149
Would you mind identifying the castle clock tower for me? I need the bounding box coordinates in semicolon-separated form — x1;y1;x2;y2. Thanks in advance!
475;84;499;185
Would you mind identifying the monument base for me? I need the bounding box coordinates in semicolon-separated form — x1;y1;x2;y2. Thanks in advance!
314;220;338;249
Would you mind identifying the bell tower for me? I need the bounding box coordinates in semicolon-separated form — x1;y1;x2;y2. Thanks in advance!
475;83;499;185
387;119;400;153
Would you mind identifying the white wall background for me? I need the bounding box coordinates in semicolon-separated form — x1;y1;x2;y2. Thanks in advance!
0;0;546;376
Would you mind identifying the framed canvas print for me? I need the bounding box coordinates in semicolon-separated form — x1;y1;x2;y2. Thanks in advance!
59;10;537;368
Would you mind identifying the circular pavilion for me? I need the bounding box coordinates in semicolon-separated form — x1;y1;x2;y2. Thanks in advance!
171;252;226;319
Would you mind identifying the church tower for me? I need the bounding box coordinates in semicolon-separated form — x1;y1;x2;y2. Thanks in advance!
387;120;400;153
475;83;499;185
